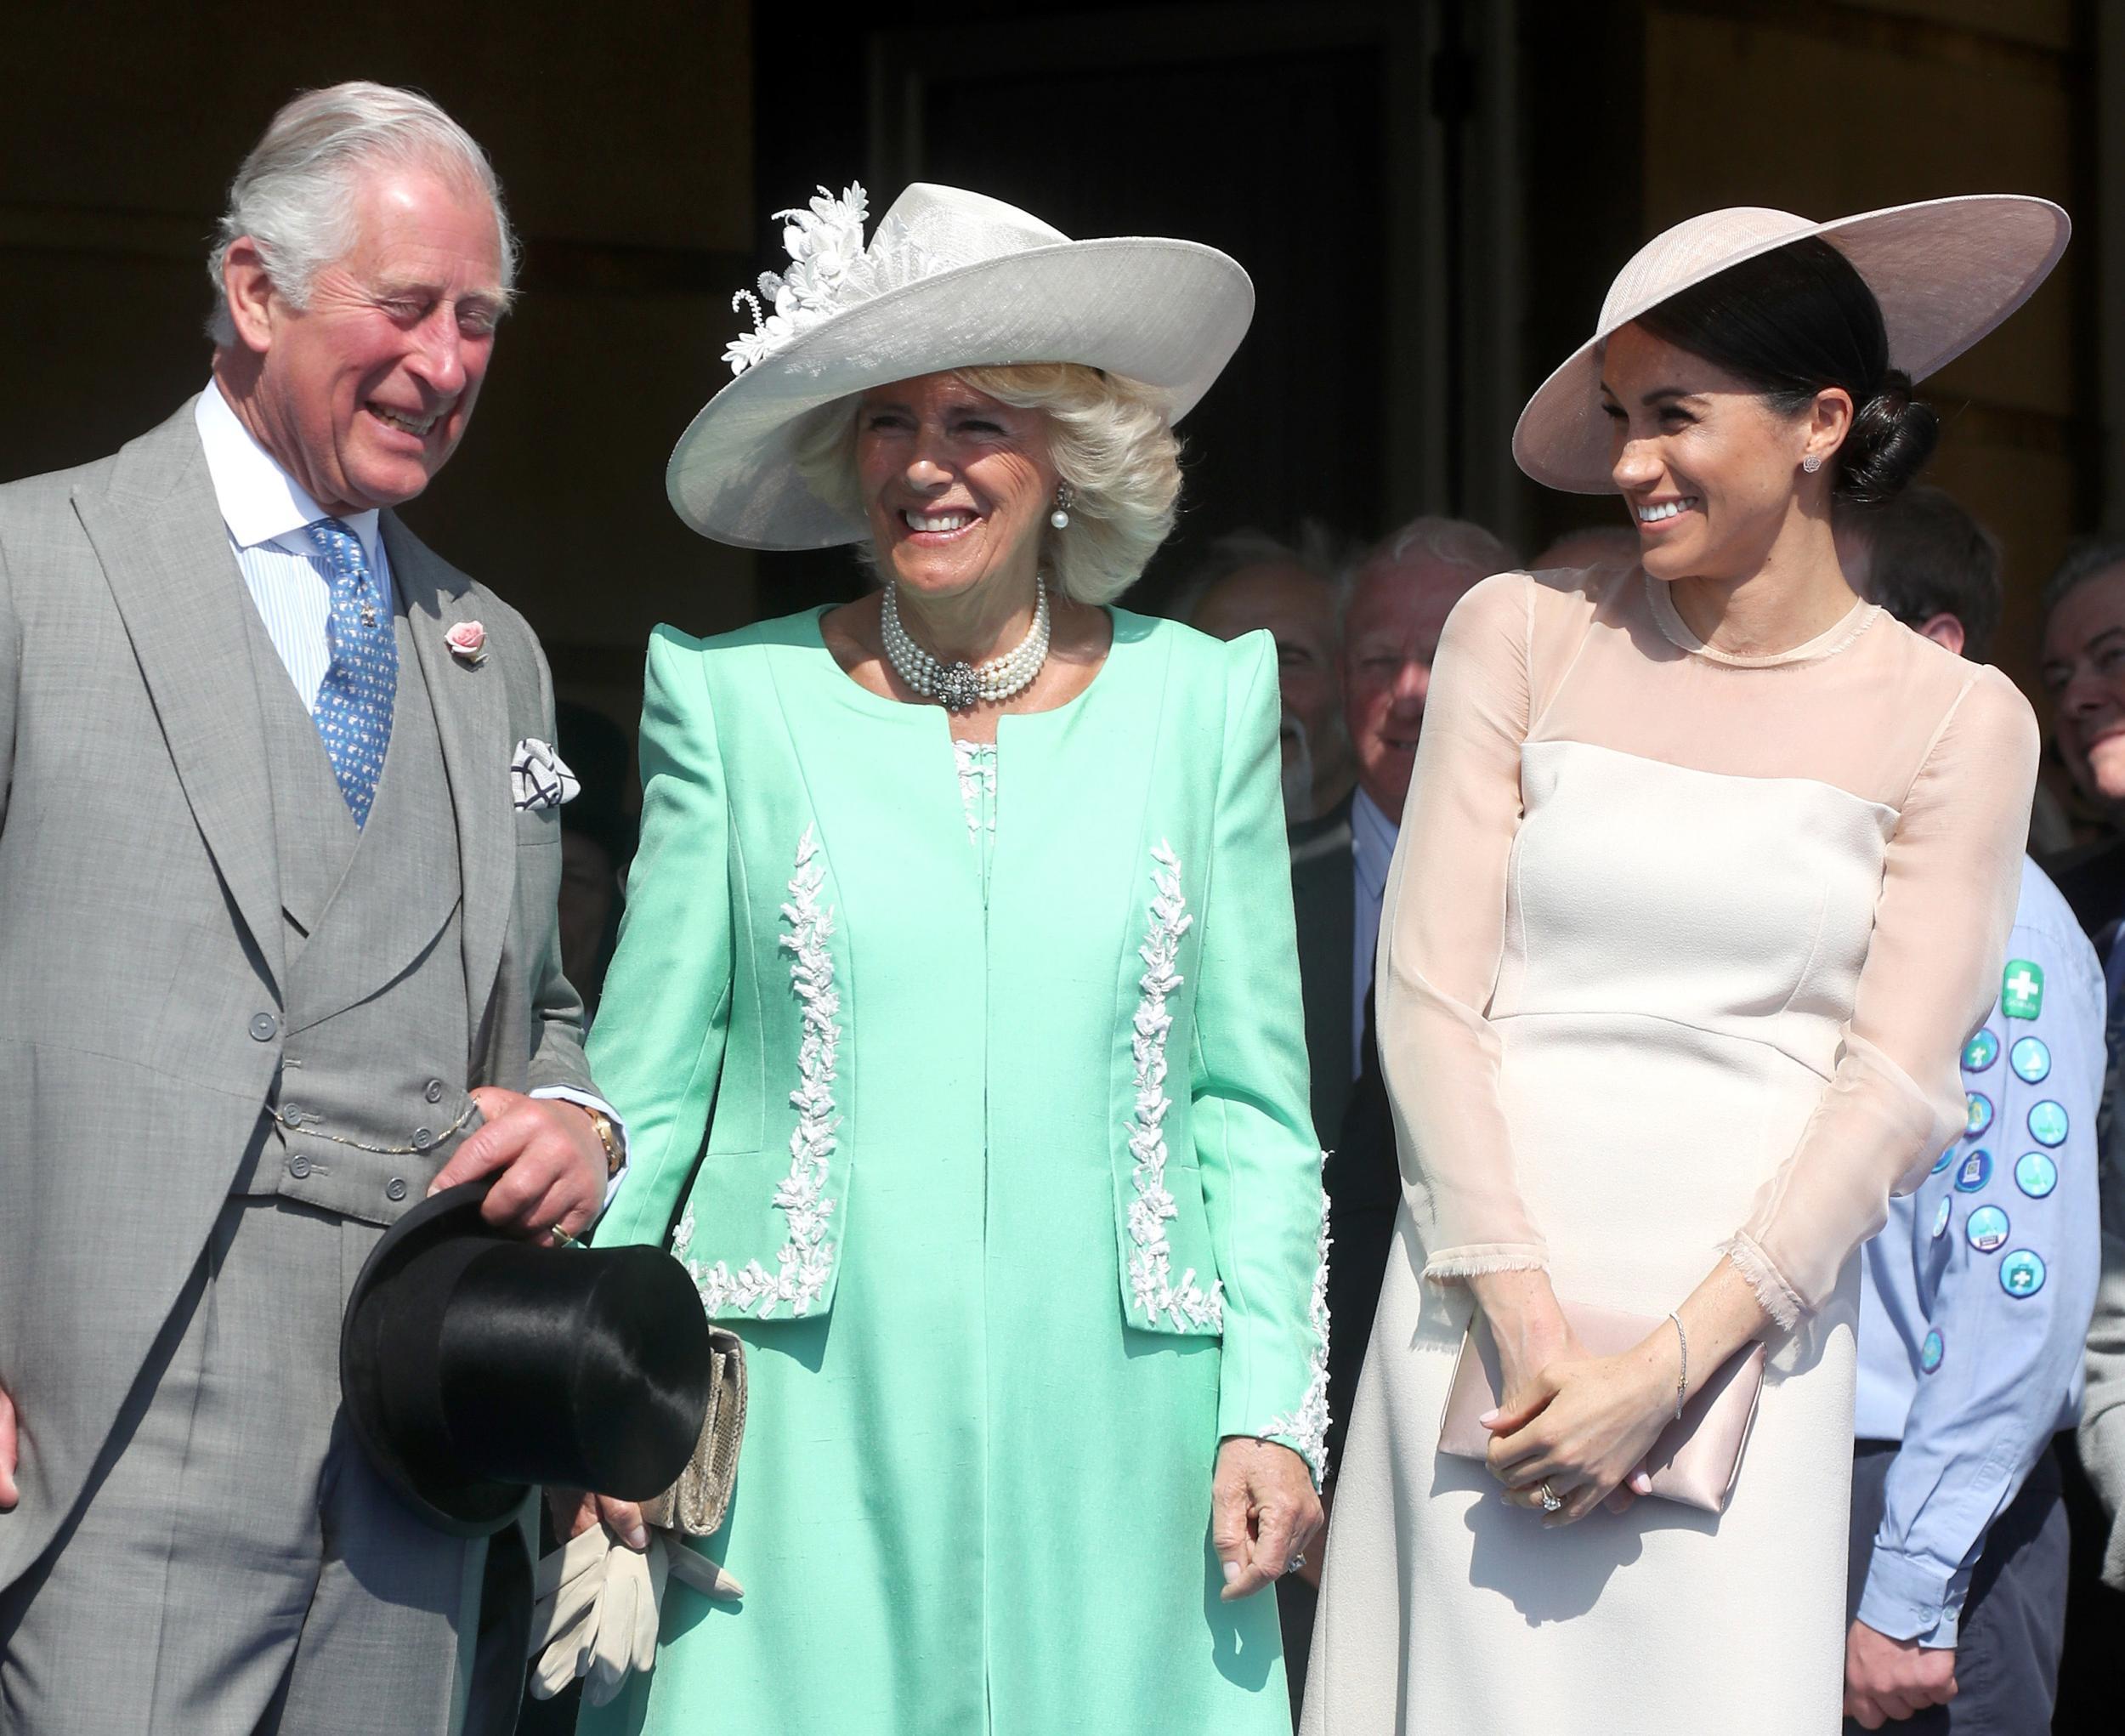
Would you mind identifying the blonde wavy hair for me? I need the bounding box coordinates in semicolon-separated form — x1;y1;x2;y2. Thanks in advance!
790;363;1183;605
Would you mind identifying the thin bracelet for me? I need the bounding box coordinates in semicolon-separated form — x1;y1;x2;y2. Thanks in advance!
1667;1310;1688;1419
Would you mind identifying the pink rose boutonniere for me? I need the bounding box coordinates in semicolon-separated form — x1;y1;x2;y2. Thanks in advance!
445;621;488;666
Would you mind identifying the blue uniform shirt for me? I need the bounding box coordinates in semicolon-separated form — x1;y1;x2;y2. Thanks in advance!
1854;856;2105;1646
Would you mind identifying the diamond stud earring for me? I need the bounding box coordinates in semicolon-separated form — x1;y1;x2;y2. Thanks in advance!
1801;453;1822;474
1050;483;1074;530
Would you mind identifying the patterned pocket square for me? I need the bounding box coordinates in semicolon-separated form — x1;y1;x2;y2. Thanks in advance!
512;738;581;811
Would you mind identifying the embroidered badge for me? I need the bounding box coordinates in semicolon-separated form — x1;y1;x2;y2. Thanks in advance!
2026;1100;2068;1148
1966;1204;2010;1254
2002;960;2044;1020
1962;1030;1998;1073
1965;1092;1993;1137
2000;1250;2047;1298
1954;1149;1992;1193
1919;1329;1945;1373
2014;1151;2059;1199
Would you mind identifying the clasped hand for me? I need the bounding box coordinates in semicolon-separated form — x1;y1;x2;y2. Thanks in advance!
1482;1316;1673;1525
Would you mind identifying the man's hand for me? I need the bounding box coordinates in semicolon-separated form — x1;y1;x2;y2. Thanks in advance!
1844;1619;1957;1728
1211;1437;1323;1601
0;1381;17;1510
549;1485;649;1553
428;1088;606;1243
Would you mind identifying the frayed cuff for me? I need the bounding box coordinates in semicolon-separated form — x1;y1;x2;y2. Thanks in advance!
1719;1234;1804;1330
1421;1244;1549;1284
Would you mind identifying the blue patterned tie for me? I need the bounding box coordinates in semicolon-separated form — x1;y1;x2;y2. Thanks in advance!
304;518;396;827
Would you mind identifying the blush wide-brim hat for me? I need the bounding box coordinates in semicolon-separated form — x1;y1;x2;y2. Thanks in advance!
1513;195;2070;495
665;181;1255;548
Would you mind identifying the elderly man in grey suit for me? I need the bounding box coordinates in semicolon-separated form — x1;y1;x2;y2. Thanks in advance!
0;83;622;1733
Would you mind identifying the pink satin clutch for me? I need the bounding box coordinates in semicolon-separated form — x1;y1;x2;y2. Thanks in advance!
1436;1301;1767;1514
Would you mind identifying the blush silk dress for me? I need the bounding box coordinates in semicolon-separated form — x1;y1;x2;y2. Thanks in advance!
1300;564;2037;1735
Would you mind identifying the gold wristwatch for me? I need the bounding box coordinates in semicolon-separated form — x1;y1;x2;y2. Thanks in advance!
581;1106;623;1177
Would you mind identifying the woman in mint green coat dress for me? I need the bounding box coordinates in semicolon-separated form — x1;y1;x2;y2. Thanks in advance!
570;181;1328;1736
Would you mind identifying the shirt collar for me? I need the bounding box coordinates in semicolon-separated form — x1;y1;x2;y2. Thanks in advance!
194;382;383;567
1351;784;1399;895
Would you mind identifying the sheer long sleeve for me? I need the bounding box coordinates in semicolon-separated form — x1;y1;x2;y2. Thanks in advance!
1722;668;2037;1325
1374;572;1548;1279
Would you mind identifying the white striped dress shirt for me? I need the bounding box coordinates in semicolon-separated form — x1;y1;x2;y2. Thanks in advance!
194;383;393;711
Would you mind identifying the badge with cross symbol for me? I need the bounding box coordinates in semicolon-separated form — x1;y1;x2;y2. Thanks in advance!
2002;960;2044;1021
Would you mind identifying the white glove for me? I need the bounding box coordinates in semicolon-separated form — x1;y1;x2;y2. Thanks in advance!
528;1523;743;1704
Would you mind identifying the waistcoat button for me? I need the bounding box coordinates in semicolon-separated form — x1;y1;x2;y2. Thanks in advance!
425;1080;445;1103
286;1154;311;1180
385;1177;409;1202
249;1013;279;1041
412;1127;435;1152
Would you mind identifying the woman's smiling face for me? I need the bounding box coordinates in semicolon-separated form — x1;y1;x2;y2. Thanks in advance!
854;372;1056;599
1601;321;1827;584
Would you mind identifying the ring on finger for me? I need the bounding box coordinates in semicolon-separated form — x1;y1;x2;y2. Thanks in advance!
1538;1480;1563;1513
1284;1552;1306;1574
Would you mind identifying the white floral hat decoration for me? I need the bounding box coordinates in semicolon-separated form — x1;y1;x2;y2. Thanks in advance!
666;181;1255;547
1514;194;2070;494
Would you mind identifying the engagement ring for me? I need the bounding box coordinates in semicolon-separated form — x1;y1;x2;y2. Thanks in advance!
1538;1481;1563;1512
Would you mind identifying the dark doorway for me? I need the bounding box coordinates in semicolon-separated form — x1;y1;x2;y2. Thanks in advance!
750;2;1420;617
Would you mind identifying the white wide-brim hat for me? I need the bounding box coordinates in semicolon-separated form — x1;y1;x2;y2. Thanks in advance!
1513;195;2070;494
666;182;1255;547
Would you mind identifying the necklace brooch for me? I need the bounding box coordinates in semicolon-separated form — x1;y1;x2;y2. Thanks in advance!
881;576;1051;712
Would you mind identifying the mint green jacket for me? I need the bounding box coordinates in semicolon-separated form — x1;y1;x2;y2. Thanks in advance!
586;607;1326;1736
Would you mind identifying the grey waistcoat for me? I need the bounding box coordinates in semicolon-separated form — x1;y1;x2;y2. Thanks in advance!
233;594;475;1224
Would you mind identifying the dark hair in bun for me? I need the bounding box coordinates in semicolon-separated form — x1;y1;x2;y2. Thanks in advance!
1635;235;1938;504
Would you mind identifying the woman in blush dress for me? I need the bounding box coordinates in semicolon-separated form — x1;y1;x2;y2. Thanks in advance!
1303;196;2068;1734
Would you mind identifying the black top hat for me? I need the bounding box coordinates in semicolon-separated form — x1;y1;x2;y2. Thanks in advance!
340;1181;714;1538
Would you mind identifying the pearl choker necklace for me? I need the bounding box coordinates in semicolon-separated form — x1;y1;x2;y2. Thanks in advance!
881;577;1051;712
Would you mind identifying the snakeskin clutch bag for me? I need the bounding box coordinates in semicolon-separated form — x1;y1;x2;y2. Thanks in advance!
639;1325;748;1537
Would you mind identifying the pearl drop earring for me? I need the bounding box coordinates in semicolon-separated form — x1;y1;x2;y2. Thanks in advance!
1050;482;1074;530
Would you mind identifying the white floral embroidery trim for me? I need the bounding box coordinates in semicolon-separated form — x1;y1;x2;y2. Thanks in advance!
672;827;842;1318
954;739;997;847
1125;842;1225;1332
1261;1166;1332;1484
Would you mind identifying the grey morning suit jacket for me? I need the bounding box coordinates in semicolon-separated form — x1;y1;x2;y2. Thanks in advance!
0;400;597;1596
